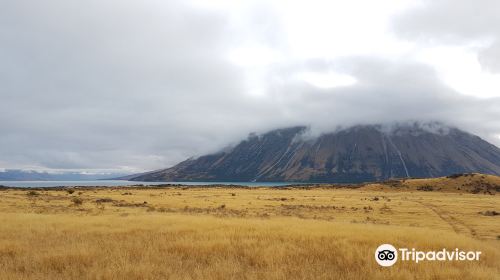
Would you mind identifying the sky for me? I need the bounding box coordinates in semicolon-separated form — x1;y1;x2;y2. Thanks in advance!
1;0;500;173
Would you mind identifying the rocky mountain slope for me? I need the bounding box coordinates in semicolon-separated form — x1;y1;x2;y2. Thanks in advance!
130;124;500;183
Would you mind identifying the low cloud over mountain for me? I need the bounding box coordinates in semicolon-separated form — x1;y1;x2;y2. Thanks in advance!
129;123;500;183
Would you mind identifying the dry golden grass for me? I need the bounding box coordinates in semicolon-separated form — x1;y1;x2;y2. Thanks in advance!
363;173;500;194
0;180;499;279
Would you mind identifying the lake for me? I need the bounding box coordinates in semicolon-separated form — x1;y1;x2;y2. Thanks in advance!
0;180;298;188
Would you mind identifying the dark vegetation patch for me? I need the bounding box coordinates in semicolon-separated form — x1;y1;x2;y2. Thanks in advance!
149;205;247;217
71;197;83;205
417;185;434;191
264;197;294;201
447;173;475;179
363;206;373;212
280;204;338;210
95;198;114;203
362;196;390;202
479;210;499;216
26;190;40;196
382;180;403;188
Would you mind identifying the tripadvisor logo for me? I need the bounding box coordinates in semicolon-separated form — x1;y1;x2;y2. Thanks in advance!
375;244;398;267
375;244;482;267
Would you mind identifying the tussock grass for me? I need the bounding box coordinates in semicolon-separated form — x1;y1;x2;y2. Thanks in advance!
0;185;498;279
0;213;498;280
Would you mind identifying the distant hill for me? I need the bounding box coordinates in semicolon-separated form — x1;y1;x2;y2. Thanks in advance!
0;169;126;181
129;123;500;183
361;173;500;194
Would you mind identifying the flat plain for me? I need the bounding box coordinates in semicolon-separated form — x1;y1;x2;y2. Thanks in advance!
0;174;499;279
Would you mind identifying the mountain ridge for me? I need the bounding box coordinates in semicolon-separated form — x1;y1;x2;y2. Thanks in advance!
128;123;500;183
0;169;127;181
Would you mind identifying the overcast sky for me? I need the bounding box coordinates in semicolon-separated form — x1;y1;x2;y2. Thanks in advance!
1;0;500;173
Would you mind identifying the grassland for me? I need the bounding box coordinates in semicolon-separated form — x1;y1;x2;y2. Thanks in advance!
0;174;499;279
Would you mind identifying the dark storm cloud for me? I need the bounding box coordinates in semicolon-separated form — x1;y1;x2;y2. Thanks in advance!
0;0;499;172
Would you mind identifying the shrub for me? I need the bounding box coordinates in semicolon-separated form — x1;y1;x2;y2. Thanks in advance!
479;210;499;216
447;173;465;179
67;189;75;194
95;198;114;203
72;197;83;206
470;188;481;194
417;185;434;191
27;190;39;196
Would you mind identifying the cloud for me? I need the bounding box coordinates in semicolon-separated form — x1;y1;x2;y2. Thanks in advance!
0;0;247;170
394;0;500;72
258;57;500;141
0;0;499;172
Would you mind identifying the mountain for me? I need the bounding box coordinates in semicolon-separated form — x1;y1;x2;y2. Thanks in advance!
129;123;500;183
0;169;126;181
